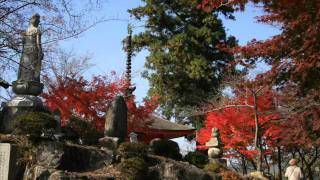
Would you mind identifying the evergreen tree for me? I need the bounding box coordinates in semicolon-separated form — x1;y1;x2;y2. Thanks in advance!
129;0;237;121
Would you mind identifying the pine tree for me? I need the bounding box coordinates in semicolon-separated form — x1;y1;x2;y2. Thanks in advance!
129;0;237;121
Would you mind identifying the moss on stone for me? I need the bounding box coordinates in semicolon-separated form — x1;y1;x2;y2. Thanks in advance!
67;116;103;145
118;157;148;180
183;151;209;168
150;139;182;160
204;162;221;173
117;142;148;160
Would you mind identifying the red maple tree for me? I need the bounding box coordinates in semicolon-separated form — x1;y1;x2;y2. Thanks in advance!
198;0;320;122
197;84;283;171
42;74;158;132
197;2;320;176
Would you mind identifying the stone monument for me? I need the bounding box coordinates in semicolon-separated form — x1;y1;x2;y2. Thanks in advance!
2;14;44;132
99;96;128;149
0;143;17;180
104;95;128;139
205;127;226;165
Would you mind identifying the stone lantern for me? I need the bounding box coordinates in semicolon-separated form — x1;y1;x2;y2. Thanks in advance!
129;132;138;143
205;127;226;165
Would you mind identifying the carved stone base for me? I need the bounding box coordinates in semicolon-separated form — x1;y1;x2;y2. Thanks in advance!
7;95;43;108
1;95;43;133
12;80;43;96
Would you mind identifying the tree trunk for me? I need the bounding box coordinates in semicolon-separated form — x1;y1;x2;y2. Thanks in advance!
253;93;263;172
264;154;270;174
241;154;248;175
307;165;313;180
277;146;282;180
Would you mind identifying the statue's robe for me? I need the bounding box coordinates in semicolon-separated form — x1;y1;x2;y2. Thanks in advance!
18;27;42;82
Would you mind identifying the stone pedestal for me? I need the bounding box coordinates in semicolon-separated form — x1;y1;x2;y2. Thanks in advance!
1;95;43;132
12;80;43;96
0;143;17;180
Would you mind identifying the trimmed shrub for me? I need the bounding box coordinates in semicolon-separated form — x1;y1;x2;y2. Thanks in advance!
150;139;182;160
14;111;56;140
118;157;148;180
183;151;209;168
32;106;52;114
117;142;148;160
67;116;103;145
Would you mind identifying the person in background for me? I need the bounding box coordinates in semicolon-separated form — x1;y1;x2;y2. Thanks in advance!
285;159;304;180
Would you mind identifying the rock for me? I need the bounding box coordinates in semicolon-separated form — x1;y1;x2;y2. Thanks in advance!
149;138;161;146
58;143;113;172
99;136;120;150
33;166;51;180
35;142;113;172
246;171;269;180
147;155;220;180
104;95;127;139
48;171;67;180
24;166;117;180
36;142;64;168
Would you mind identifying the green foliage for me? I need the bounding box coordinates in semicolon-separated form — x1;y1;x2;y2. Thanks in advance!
183;151;208;168
117;142;148;160
118;157;148;180
129;0;238;121
150;139;182;160
68;116;103;145
204;162;221;173
13;111;56;140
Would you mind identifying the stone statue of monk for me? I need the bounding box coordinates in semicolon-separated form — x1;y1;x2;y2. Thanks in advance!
18;13;43;82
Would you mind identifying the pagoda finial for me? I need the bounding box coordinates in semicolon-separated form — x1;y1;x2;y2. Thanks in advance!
125;24;136;96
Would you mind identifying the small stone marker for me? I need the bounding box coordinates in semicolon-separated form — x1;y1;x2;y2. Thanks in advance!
129;132;138;143
0;143;17;180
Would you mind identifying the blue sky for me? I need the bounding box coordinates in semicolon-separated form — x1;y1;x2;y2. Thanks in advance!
61;1;281;152
61;1;279;103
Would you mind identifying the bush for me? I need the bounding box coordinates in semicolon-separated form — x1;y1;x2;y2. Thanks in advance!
118;157;148;180
204;162;221;173
67;116;103;145
183;151;209;168
14;111;56;140
117;142;148;160
150;139;182;160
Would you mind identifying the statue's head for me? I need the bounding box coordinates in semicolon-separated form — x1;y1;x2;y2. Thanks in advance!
30;13;40;27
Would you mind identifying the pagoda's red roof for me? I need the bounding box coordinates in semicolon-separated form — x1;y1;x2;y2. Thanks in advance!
130;114;196;143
